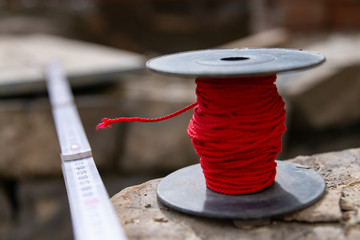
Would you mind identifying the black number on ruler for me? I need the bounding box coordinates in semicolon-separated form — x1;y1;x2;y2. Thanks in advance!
81;186;92;191
77;170;87;175
80;180;90;185
83;192;94;197
78;175;88;180
75;161;84;166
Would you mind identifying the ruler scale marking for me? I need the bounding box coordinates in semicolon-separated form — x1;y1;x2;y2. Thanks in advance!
46;62;127;240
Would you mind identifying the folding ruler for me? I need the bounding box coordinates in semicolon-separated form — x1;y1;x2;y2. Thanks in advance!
45;62;128;240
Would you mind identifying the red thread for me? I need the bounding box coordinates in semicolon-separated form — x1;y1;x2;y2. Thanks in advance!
96;102;198;129
188;75;286;194
96;74;286;195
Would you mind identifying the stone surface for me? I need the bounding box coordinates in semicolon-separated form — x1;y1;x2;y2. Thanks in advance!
218;28;289;48
283;190;342;223
111;148;360;240
0;34;144;97
0;95;121;178
0;99;60;178
0;185;13;240
117;73;199;174
277;33;360;129
14;179;72;240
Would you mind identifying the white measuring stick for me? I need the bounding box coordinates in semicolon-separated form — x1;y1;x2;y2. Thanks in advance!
45;62;92;161
45;62;128;240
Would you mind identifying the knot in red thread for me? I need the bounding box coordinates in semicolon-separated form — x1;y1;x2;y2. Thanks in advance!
187;75;286;194
97;118;112;129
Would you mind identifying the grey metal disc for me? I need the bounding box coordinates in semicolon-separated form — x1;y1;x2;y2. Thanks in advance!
146;48;325;77
157;161;326;219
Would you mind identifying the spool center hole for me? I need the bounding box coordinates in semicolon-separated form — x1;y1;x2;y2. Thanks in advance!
220;57;250;61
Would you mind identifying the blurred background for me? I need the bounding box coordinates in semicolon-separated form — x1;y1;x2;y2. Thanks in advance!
0;0;359;239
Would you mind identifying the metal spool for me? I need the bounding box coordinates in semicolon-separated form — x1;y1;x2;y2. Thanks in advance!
147;48;326;219
146;48;325;77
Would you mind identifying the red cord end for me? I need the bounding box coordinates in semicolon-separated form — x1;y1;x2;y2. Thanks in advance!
96;102;198;130
96;118;112;130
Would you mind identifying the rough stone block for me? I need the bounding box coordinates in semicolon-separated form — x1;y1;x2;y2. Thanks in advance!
0;95;121;178
0;99;60;178
15;179;72;240
117;73;199;174
0;185;13;240
283;190;342;222
120;102;198;174
111;148;360;240
348;227;360;240
284;64;360;129
0;34;144;97
277;33;360;129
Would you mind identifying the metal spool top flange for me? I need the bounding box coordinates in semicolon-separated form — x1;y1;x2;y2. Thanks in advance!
146;48;325;77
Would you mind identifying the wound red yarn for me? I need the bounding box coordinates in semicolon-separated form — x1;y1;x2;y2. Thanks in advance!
187;75;286;194
96;75;286;195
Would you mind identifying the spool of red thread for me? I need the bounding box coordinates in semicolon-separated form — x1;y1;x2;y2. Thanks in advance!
98;48;327;219
187;75;286;195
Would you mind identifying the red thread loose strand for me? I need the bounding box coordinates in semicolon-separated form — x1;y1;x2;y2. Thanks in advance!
96;102;198;129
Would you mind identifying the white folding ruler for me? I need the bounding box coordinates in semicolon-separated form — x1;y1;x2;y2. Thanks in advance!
45;62;128;240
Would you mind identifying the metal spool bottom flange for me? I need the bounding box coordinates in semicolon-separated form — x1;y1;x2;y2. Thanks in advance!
157;161;326;219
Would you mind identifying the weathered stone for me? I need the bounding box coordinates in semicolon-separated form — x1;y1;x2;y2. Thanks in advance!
218;28;289;48
282;190;342;223
340;191;358;211
118;73;199;174
0;99;60;178
111;148;360;239
0;96;121;178
0;34;144;97
344;210;360;226
103;175;159;198
347;227;360;240
112;178;348;240
277;33;360;129
15;179;72;240
288;149;360;226
289;149;360;191
233;218;271;230
0;185;13;240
